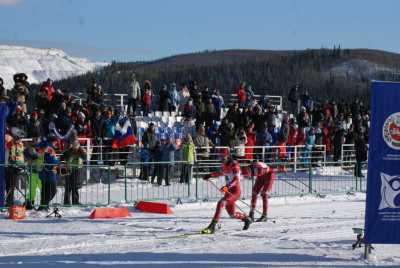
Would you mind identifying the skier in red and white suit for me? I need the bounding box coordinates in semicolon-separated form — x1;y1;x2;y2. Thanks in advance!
202;158;252;234
242;161;275;222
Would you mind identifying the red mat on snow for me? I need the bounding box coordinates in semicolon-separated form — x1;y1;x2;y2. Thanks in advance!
135;201;173;214
89;207;131;219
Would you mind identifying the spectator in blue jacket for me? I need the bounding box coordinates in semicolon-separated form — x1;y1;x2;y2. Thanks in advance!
102;110;117;164
169;82;180;112
256;124;273;161
38;134;60;211
158;137;176;186
212;90;224;120
139;147;152;181
304;127;316;164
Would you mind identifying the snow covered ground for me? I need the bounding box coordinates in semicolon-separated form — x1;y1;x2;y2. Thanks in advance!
1;193;400;267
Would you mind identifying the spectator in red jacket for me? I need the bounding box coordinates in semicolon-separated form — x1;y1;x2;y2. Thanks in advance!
142;80;152;116
245;123;256;160
237;81;247;108
41;78;56;103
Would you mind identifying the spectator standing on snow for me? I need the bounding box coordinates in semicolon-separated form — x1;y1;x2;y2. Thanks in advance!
180;134;195;184
158;137;176;186
61;141;86;205
141;123;157;181
38;134;60;211
6;134;25;207
354;128;368;177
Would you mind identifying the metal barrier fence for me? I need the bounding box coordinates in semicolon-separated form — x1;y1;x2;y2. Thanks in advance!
1;160;367;208
19;138;360;171
194;144;327;173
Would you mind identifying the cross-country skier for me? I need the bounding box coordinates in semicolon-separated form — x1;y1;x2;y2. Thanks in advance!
242;161;275;222
202;157;252;234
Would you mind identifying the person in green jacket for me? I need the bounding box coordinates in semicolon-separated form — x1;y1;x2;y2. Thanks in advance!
61;141;86;205
24;138;43;210
180;134;195;184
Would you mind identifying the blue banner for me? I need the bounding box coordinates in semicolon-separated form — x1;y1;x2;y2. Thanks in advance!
365;81;400;244
0;103;7;207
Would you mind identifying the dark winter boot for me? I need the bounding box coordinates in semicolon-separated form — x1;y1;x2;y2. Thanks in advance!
249;210;254;222
243;216;252;230
256;214;268;222
201;220;217;234
25;200;34;210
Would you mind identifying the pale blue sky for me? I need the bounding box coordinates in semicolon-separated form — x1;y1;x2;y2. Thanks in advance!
0;0;398;61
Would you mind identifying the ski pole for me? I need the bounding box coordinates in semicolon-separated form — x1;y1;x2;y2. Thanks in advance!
207;179;261;216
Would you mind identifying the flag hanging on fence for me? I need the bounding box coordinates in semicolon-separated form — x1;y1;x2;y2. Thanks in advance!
365;81;400;244
112;117;137;149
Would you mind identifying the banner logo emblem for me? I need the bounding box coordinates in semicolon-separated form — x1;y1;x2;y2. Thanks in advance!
383;112;400;150
379;173;400;210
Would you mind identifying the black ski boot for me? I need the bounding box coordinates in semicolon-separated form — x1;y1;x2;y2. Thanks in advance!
249;210;254;222
243;216;252;230
201;220;217;234
256;214;268;222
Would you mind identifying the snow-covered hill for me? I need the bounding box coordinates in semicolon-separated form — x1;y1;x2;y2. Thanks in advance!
0;45;108;88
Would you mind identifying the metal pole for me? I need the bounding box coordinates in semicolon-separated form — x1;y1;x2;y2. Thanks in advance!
308;162;312;194
195;162;198;201
100;139;103;164
86;139;91;183
187;163;191;199
294;146;297;173
124;165;127;203
107;166;111;205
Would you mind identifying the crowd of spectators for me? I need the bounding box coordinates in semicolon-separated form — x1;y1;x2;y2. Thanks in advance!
1;72;370;194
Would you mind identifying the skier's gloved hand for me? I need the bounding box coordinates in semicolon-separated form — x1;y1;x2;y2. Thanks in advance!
220;186;229;193
203;174;211;181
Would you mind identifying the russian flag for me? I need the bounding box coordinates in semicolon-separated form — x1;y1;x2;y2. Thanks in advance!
112;118;137;149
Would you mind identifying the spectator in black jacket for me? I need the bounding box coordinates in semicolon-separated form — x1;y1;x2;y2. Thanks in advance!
183;99;196;120
288;83;300;114
27;111;42;138
91;109;105;164
159;85;169;112
92;110;105;140
354;129;368;178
